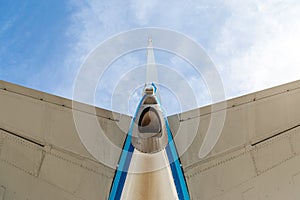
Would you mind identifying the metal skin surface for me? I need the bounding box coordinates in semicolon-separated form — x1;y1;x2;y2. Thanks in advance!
2;38;300;199
2;79;300;199
109;84;190;200
109;38;190;199
131;88;168;154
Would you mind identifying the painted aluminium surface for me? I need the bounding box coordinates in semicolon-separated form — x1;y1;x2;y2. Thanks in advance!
1;79;300;199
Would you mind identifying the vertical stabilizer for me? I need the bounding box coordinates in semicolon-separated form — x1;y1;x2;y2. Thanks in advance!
109;39;190;200
146;38;159;85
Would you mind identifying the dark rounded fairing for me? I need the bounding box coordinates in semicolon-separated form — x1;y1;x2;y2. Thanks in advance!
131;92;168;153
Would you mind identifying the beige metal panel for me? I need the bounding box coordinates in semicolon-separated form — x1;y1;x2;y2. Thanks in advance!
236;155;298;200
0;128;114;200
177;92;254;121
0;133;4;154
0;80;84;115
0;130;44;177
213;154;298;200
290;129;300;154
46;104;127;166
0;80;131;120
178;107;203;121
287;89;300;127
172;115;210;167
121;149;178;200
44;104;93;159
252;93;289;144
39;153;86;195
2;79;300;199
209;106;248;155
0;90;47;143
186;125;300;200
39;148;114;200
172;80;300;122
72;171;109;200
0;130;82;200
27;180;83;200
172;105;248;168
292;172;300;199
247;156;297;200
0;186;5;200
252;135;293;174
0;80;71;109
242;188;260;200
0;80;131;167
0;159;82;200
254;79;300;100
168;80;300;170
185;149;256;200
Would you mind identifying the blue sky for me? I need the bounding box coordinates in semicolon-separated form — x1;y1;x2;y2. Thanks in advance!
1;0;300;115
0;1;71;90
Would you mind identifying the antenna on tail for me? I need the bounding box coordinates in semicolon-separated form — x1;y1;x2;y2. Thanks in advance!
145;37;160;101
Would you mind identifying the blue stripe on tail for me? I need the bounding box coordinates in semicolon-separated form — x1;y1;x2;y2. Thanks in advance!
165;118;190;200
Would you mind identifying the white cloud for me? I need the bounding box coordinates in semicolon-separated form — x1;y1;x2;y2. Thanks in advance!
63;0;300;114
212;0;300;97
129;0;160;25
